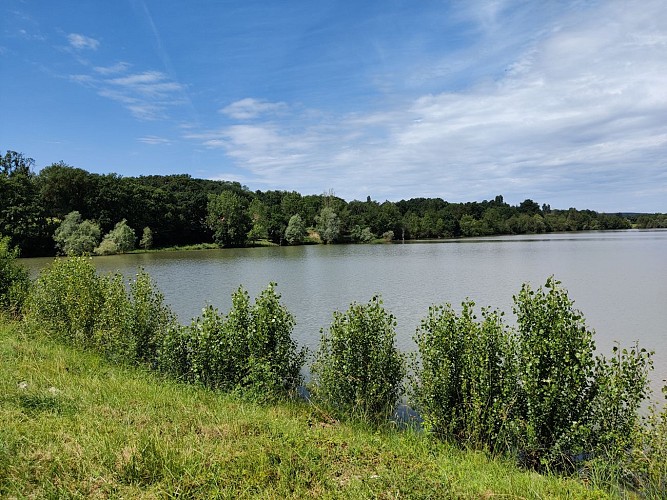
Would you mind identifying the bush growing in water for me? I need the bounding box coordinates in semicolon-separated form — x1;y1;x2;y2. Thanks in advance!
513;277;652;467
311;295;406;422
159;283;306;399
0;235;30;316
412;301;520;452
412;277;654;471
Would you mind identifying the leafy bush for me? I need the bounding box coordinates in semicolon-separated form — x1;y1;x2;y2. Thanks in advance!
159;283;305;398
0;236;30;316
27;257;102;347
412;301;520;452
27;258;176;366
140;226;153;250
513;277;653;467
311;295;405;422
285;214;306;245
246;283;305;396
412;276;655;476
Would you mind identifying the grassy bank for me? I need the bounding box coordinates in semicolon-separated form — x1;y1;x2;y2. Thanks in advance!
0;320;607;499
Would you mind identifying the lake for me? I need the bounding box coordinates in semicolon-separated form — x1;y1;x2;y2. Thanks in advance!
21;230;667;392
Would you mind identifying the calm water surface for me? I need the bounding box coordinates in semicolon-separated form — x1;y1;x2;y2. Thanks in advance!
22;230;667;391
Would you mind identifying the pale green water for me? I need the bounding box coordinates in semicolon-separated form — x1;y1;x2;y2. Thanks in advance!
22;230;667;391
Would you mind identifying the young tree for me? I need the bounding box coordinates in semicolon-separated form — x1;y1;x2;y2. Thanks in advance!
315;206;340;244
311;296;405;422
284;214;306;245
206;191;251;247
95;219;136;255
53;211;101;256
139;226;153;250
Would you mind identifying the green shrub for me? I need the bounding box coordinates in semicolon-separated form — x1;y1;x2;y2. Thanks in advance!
53;211;101;256
0;235;30;316
513;277;653;468
160;283;305;398
412;276;655;479
412;301;521;452
27;257;102;347
129;270;176;365
95;219;136;255
246;283;305;396
187;303;243;390
27;258;176;367
94;272;134;359
311;295;405;422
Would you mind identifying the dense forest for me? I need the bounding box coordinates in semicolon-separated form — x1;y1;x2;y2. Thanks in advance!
1;150;665;257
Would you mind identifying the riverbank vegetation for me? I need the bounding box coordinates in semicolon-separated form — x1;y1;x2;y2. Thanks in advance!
4;149;661;257
1;240;666;497
1;320;610;498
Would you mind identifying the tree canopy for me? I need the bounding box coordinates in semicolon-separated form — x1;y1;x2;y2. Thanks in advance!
1;149;649;256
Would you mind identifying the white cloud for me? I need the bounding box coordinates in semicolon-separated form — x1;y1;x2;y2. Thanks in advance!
71;67;186;120
190;0;667;210
220;98;288;120
137;135;171;145
67;33;99;50
94;62;131;75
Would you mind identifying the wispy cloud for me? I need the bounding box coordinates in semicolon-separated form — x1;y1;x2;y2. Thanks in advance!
189;0;667;210
67;33;99;50
71;68;186;120
137;135;171;145
94;62;131;75
221;98;288;120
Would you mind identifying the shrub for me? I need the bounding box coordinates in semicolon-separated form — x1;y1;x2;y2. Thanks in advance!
513;277;653;468
27;258;177;367
412;301;520;452
285;214;306;245
311;295;405;422
27;257;102;347
246;283;305;396
187;302;247;390
0;236;30;317
95;219;136;255
412;277;655;477
140;226;153;250
161;283;305;399
129;270;177;365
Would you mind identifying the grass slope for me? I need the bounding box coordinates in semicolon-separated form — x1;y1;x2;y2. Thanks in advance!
0;320;607;499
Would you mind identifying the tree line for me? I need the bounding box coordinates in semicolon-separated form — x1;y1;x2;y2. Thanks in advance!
3;149;664;257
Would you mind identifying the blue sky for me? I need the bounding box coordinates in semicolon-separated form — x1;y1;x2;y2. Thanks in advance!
2;0;666;212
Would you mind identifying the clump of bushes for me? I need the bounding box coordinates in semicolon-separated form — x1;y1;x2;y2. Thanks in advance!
0;235;30;316
160;283;306;399
310;295;405;422
26;257;176;365
15;259;666;493
411;276;655;473
26;260;306;400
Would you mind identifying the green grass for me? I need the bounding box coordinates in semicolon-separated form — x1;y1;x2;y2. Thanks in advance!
0;320;609;499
